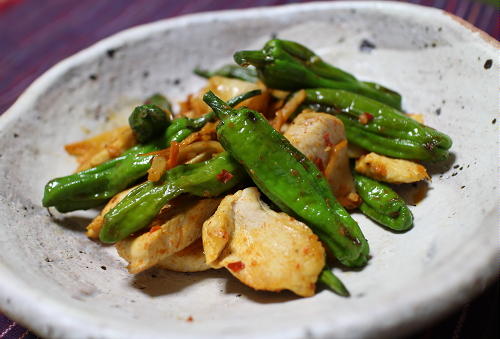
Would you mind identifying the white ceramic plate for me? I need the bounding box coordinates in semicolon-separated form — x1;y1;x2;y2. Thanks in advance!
0;2;498;338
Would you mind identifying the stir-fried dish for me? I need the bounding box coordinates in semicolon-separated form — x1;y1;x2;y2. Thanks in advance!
43;39;452;297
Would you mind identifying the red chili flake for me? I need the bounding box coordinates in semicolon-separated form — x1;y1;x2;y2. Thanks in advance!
313;157;325;172
323;133;332;147
358;112;374;124
216;169;233;184
227;261;245;272
149;226;161;233
186;316;194;322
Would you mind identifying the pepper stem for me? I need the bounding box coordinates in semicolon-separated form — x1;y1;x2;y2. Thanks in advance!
318;268;350;297
203;91;233;120
234;50;267;68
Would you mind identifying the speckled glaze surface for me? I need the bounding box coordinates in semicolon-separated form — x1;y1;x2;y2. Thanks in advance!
0;2;498;339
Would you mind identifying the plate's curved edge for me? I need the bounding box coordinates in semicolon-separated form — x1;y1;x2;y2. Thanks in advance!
0;2;498;339
442;11;499;48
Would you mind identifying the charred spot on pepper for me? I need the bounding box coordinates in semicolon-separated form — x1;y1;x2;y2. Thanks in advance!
389;211;400;218
339;225;362;246
246;111;258;122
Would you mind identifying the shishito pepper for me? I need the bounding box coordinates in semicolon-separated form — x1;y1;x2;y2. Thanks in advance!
42;90;261;212
203;91;369;268
233;39;402;109
99;152;246;243
303;89;452;161
353;172;413;231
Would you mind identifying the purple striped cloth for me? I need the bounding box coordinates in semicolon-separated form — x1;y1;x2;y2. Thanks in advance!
0;0;497;338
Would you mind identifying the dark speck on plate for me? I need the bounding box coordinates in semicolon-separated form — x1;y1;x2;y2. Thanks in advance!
174;78;181;85
359;39;376;53
484;59;492;69
435;108;441;115
101;265;107;270
492;118;496;124
106;49;117;58
89;74;98;81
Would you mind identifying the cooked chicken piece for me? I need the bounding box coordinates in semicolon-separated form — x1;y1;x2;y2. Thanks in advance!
347;143;368;158
284;112;360;209
355;152;430;184
272;89;306;131
116;197;221;274
183;76;269;118
65;126;136;172
86;187;135;239
156;239;211;272
202;187;325;297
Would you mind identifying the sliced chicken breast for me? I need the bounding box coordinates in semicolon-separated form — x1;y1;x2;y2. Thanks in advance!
355;152;430;184
202;187;325;297
156;239;211;272
116;196;221;274
284;112;360;209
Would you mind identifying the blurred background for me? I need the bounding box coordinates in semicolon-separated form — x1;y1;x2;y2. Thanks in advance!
0;0;498;338
0;0;498;115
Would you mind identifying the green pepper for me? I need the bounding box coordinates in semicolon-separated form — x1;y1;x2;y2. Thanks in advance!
42;90;262;213
203;91;369;268
144;93;173;116
194;64;258;83
99;152;246;243
353;172;413;231
318;268;350;297
129;104;171;143
42;138;164;213
233;39;402;109
303;89;452;161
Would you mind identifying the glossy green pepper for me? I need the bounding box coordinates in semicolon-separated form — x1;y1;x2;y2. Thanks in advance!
99;152;246;243
42;90;261;212
353;172;413;231
203;91;369;268
303;89;452;161
234;39;402;109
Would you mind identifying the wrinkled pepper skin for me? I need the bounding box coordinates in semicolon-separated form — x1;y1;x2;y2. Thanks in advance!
204;91;369;268
233;39;402;109
353;172;413;231
42;91;261;213
99;152;246;243
303;89;452;161
194;64;258;83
